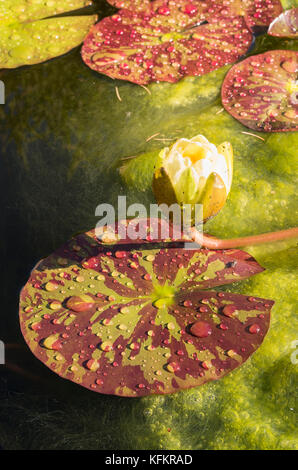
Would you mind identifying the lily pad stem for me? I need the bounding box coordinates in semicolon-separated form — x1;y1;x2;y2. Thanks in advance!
190;227;298;249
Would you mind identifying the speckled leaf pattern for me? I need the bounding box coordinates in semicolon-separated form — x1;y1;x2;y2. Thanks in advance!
106;0;151;10
105;0;283;33
221;50;298;132
0;1;97;69
238;0;283;33
268;8;298;38
82;0;283;84
81;1;253;85
19;220;273;397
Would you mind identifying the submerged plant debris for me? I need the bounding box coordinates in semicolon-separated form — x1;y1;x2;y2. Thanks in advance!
19;219;273;397
268;7;298;37
0;0;97;68
221;50;298;132
82;0;265;84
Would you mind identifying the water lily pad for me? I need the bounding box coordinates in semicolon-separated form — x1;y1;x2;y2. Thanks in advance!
19;220;273;397
221;50;298;132
239;0;283;34
0;0;93;25
105;0;283;33
95;217;188;245
106;0;151;10
0;1;97;69
81;1;253;85
268;8;298;38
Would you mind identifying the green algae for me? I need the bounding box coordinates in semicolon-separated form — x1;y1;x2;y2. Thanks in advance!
0;0;297;451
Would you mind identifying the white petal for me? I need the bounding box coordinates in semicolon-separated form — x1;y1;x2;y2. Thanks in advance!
190;134;210;145
193;158;212;180
165;153;186;184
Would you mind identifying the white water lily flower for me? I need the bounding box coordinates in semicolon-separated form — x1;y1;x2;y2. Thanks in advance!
153;134;233;222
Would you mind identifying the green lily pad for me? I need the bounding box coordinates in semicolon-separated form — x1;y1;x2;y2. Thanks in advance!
221;50;298;132
19;219;273;397
268;8;298;38
0;0;93;25
0;1;97;68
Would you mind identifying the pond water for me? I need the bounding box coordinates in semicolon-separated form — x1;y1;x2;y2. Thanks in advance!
0;0;297;450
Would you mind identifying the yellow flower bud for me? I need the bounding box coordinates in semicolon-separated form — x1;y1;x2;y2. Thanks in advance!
153;135;233;223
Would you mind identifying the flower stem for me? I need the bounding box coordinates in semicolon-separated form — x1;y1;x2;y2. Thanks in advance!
190;227;298;249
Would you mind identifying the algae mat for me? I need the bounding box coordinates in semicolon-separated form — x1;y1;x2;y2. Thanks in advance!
0;0;297;450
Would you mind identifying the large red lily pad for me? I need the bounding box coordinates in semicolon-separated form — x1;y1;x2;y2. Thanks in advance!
81;1;253;85
19;219;273;397
107;0;151;10
268;8;298;38
221;50;298;132
106;0;283;33
82;0;283;84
